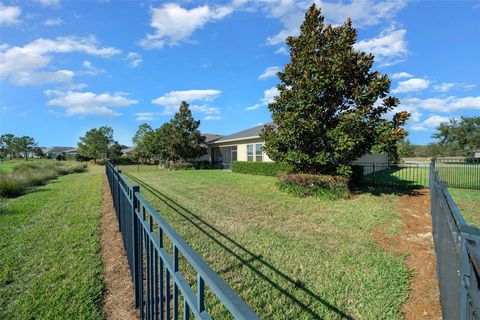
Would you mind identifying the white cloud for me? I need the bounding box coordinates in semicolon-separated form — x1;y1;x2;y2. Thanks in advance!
402;96;480;113
392;78;429;93
0;2;21;25
274;46;288;55
81;60;106;76
44;18;63;26
433;82;455;93
355;28;408;66
246;86;279;110
140;3;233;49
411;115;450;131
10;69;74;85
152;89;221;114
0;36;119;85
46;90;138;116
259;66;281;80
463;84;477;90
126;52;142;68
34;0;61;7
204;115;222;120
263;0;406;46
391;72;412;79
190;104;220;114
136;112;154;121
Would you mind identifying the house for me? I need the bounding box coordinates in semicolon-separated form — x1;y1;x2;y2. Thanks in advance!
121;147;136;157
42;147;76;159
207;123;388;169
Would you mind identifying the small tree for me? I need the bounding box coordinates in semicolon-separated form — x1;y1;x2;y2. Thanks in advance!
77;126;114;163
132;123;154;163
169;101;206;161
0;134;16;160
261;4;409;175
433;116;480;156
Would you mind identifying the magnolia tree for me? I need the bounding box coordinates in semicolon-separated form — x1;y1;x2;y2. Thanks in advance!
261;4;410;175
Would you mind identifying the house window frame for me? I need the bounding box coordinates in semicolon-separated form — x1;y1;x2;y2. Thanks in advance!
255;143;263;162
247;144;254;161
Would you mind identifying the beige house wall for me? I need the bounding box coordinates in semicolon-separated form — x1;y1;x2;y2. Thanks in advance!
209;138;272;162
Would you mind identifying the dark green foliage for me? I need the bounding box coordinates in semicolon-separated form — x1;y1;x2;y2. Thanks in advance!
277;172;350;199
261;4;409;175
350;165;364;185
231;161;293;176
169;162;194;170
77;126;115;163
191;160;223;169
0;134;38;160
433;116;480;156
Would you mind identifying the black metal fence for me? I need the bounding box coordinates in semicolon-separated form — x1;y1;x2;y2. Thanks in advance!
106;162;259;320
354;158;480;190
430;160;480;319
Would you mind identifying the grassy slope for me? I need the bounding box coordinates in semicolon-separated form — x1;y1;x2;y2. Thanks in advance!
0;171;104;320
126;170;409;319
449;188;480;227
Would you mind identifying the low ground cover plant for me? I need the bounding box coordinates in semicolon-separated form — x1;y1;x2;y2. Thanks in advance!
277;172;350;199
0;161;86;197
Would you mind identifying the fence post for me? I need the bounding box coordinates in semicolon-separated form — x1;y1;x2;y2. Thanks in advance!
117;169;122;232
132;185;140;308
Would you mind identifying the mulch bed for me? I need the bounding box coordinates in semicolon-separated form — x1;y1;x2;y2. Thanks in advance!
100;176;139;320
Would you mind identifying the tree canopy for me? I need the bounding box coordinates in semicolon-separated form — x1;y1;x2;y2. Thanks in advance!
0;134;38;160
77;126;115;163
433;116;480;155
260;4;409;175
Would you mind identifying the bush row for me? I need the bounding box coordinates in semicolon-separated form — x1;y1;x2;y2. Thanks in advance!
231;161;293;177
0;162;86;198
277;172;350;200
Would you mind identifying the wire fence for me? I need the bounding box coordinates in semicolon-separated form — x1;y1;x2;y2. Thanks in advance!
106;162;259;320
430;159;480;319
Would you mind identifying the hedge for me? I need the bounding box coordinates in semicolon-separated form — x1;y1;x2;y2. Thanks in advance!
277;172;350;199
231;161;292;177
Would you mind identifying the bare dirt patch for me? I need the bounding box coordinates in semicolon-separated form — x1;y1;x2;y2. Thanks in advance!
100;176;139;320
377;189;442;319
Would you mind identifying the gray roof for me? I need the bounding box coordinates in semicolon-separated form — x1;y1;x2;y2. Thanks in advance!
214;123;272;143
204;133;223;143
42;146;75;154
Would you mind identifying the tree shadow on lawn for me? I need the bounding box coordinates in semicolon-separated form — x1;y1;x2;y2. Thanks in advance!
126;173;353;320
355;169;428;197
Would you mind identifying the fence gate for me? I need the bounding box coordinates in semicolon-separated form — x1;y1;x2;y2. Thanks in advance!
430;159;480;319
106;162;259;320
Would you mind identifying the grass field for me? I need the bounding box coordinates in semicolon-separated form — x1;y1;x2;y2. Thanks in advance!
0;169;104;319
449;188;480;227
124;170;410;319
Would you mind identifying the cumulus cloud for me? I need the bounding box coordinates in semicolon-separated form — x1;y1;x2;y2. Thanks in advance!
135;112;154;121
152;89;221;114
140;3;233;49
402;96;480;113
126;52;142;68
391;72;412;79
246;87;279;110
0;2;21;25
433;82;455;93
0;36;119;85
45;90;138;116
10;69;74;85
355;28;408;66
34;0;61;7
411;115;451;131
44;18;64;26
204;115;222;120
392;78;429;93
263;0;406;46
259;66;281;80
81;60;106;76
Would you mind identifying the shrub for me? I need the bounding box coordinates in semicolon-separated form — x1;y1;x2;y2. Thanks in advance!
169;162;194;170
191;160;223;170
0;174;28;197
277;172;350;199
231;161;292;176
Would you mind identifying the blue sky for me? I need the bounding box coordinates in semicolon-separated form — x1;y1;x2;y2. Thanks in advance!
1;0;479;147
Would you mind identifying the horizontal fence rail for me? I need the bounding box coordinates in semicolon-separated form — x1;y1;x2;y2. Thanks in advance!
354;158;480;190
430;159;480;319
106;162;259;320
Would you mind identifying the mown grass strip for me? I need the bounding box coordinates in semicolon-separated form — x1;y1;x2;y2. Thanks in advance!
0;171;104;320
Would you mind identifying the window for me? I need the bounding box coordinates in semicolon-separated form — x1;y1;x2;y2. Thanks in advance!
255;144;263;162
231;146;237;161
247;144;253;161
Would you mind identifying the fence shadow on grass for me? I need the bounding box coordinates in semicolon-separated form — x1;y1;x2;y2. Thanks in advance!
125;173;353;320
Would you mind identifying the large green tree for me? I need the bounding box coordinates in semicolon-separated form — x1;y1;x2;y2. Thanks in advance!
433;116;480;156
261;4;409;175
132;123;155;162
15;136;38;161
0;134;16;159
77;126;114;163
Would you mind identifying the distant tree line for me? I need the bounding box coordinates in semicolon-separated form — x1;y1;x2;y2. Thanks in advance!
397;116;480;159
0;134;42;160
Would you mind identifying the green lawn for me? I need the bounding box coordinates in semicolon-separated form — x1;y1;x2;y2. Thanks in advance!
125;170;410;319
0;170;104;319
449;188;480;227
